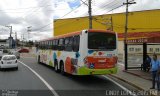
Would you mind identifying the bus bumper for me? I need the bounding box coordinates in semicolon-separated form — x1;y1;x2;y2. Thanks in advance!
77;67;118;75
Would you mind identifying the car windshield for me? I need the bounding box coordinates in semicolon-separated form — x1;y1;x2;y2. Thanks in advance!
88;32;116;50
3;56;16;60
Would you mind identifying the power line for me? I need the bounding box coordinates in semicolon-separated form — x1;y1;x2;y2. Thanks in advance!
19;0;53;32
54;0;88;21
33;22;53;31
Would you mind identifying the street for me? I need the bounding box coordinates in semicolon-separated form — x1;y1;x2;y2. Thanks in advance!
0;56;139;96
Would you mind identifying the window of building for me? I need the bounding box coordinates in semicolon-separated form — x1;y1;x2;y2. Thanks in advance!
155;48;160;52
135;48;141;52
150;48;153;52
129;48;134;52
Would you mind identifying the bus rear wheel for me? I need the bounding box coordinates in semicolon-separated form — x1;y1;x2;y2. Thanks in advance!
60;62;65;75
38;56;41;64
54;61;59;72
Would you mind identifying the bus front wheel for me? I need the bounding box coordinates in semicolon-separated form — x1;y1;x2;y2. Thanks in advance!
54;61;59;72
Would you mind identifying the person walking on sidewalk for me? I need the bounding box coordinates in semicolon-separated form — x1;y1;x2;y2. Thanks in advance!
143;55;151;72
150;54;160;90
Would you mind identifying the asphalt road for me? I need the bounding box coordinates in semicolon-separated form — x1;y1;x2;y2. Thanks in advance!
0;56;139;96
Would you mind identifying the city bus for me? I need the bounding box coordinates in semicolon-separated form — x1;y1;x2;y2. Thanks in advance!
36;29;118;75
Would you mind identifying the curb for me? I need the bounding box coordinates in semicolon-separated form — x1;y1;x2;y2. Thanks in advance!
109;74;157;96
109;74;144;90
123;70;152;81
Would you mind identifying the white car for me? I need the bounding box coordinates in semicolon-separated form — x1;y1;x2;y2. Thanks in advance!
0;49;3;59
0;55;18;70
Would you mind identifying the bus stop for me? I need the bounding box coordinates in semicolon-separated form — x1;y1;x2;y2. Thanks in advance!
125;36;160;70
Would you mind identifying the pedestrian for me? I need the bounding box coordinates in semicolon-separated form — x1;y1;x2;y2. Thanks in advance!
157;67;160;91
143;55;151;72
150;54;160;90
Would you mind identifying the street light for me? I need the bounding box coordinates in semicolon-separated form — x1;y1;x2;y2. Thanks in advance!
27;26;32;41
5;25;13;48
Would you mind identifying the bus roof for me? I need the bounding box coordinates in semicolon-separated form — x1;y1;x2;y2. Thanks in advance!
39;29;115;42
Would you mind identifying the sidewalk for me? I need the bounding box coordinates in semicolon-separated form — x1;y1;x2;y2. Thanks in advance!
110;64;159;96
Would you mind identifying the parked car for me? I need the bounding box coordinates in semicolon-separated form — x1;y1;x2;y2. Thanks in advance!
0;49;3;59
0;55;18;70
18;48;29;53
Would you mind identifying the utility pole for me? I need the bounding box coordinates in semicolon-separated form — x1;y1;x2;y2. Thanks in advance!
110;16;113;31
27;26;32;41
123;0;136;70
5;26;12;37
15;32;17;49
5;25;13;48
23;33;25;48
88;0;92;29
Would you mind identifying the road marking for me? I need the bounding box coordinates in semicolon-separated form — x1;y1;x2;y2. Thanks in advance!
102;75;137;96
18;61;59;96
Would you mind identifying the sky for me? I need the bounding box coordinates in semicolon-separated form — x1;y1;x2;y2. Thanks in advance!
0;0;53;41
0;0;160;41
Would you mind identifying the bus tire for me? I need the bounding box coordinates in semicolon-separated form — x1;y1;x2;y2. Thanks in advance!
38;56;41;64
54;60;59;72
60;61;65;75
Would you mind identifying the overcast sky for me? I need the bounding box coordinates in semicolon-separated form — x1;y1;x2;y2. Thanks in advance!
0;0;160;41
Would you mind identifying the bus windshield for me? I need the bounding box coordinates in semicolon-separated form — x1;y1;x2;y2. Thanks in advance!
88;32;116;50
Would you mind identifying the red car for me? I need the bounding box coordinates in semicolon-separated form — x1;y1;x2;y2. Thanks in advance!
18;48;29;53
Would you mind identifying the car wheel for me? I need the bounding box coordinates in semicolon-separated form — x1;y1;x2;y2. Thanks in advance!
15;67;18;70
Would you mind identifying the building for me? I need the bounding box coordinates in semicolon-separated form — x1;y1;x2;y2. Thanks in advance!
0;39;9;48
54;9;160;40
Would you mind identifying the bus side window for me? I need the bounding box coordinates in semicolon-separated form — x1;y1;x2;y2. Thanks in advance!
54;40;57;50
56;39;59;50
40;42;42;49
46;41;48;49
65;37;73;51
42;42;44;49
73;36;80;52
45;41;48;49
58;38;64;51
64;37;69;51
51;40;54;49
53;40;56;50
48;41;50;49
49;41;51;49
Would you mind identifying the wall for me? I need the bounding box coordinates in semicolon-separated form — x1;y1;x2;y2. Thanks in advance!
54;9;160;40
